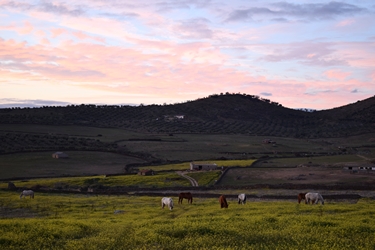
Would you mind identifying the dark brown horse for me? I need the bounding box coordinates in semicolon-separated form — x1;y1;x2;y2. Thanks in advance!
297;193;306;204
178;192;193;204
219;195;228;208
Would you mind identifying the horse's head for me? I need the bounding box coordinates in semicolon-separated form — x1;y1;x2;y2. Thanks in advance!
298;193;306;204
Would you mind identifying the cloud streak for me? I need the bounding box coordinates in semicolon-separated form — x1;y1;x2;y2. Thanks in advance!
225;1;366;22
0;0;374;110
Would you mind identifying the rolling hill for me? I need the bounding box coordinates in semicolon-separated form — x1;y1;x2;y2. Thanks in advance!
1;93;374;138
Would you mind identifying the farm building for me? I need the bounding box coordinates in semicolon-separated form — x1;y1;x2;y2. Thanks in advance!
343;164;375;172
190;162;218;171
358;164;375;171
138;169;155;176
52;152;69;159
263;139;276;144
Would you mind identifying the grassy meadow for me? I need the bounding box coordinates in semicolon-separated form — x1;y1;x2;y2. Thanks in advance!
0;172;196;190
138;159;257;171
0;191;374;249
0;151;146;179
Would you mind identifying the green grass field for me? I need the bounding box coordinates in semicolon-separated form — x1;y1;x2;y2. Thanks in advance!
0;151;146;179
0;191;374;249
1;123;373;182
0;172;194;189
0;124;142;143
255;154;370;168
138;160;257;171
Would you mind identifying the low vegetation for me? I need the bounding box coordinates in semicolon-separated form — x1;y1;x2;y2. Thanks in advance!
0;191;374;249
1;94;374;138
0;94;374;248
0;172;194;190
185;171;222;186
138;159;256;171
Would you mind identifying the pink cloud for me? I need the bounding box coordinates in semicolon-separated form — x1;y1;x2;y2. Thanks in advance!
51;28;66;38
324;69;351;80
0;33;373;110
336;19;355;27
71;31;90;40
19;21;33;34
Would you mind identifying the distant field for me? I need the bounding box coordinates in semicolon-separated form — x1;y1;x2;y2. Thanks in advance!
0;124;147;143
220;166;375;186
121;134;334;161
1;123;374;185
0;151;146;179
138;159;256;171
0;171;192;189
185;171;221;186
255;154;369;168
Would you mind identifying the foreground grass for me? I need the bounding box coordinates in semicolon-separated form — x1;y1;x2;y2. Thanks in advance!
0;191;374;249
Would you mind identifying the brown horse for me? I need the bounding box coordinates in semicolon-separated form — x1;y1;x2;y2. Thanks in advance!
219;195;228;208
178;192;193;204
297;193;306;204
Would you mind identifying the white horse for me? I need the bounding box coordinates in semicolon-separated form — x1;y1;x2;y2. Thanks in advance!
238;193;247;205
161;197;174;210
305;192;324;205
20;190;34;199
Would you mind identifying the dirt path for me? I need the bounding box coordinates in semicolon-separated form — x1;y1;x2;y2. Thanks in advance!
176;171;198;187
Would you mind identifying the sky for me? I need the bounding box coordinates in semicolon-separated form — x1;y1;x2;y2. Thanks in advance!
0;0;374;110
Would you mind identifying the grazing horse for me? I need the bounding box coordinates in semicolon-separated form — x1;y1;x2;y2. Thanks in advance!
219;195;228;208
161;197;174;210
305;192;324;205
297;193;306;204
20;190;34;199
238;193;247;205
178;192;193;204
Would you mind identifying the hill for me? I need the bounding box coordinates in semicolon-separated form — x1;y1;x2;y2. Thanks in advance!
1;93;374;138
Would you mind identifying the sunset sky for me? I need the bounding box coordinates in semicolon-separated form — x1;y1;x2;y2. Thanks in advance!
0;0;374;110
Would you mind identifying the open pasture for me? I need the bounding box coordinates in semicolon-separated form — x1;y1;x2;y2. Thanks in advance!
220;166;375;186
0;191;374;249
0;124;142;143
0;172;196;190
138;159;256;171
0;151;146;180
119;134;340;161
255;154;370;168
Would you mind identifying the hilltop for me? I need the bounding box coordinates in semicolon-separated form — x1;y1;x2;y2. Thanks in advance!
1;93;374;138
